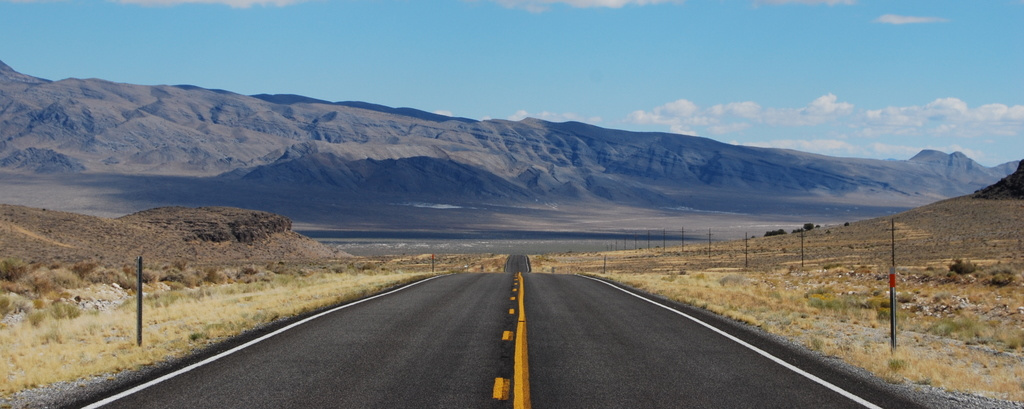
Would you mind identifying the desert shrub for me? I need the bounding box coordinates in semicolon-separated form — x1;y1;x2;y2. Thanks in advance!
203;267;228;284
27;310;48;327
764;229;787;237
803;223;815;231
147;291;184;308
48;301;80;320
70;261;99;279
163;269;202;288
985;267;1016;287
141;269;163;284
0;294;11;316
718;274;748;287
172;260;189;272
83;268;135;288
807;293;860;311
28;271;57;296
929;316;987;340
240;266;259;276
49;268;83;290
864;295;891;310
0;257;29;281
949;259;979;275
1;280;27;294
999;329;1024;350
989;272;1015;287
239;271;273;284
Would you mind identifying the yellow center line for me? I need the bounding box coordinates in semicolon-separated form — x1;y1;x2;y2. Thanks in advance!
492;377;510;400
514;271;531;409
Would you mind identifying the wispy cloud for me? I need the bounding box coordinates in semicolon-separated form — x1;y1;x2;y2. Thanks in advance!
113;0;305;7
754;0;855;5
626;95;1024;163
873;14;950;25
493;0;853;11
492;0;683;12
626;93;855;134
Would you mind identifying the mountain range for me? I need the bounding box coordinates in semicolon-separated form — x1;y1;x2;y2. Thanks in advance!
0;59;1018;233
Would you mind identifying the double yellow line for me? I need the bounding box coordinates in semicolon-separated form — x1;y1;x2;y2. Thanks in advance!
494;271;531;408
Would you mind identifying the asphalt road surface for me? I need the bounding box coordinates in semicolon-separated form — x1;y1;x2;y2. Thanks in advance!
82;255;927;409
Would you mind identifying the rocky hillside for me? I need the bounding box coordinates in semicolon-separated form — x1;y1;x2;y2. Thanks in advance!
0;59;1018;230
0;204;344;265
974;161;1024;200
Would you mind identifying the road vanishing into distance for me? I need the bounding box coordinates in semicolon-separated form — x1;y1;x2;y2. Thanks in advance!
82;255;927;409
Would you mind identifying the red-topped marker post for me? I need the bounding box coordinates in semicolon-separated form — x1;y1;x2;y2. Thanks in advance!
889;218;897;351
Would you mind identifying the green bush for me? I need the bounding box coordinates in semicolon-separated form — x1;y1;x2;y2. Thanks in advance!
764;229;787;237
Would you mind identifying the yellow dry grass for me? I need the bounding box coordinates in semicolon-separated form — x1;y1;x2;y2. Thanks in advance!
0;270;434;396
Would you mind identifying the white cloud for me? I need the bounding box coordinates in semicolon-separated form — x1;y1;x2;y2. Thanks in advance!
434;110;454;117
874;14;950;25
630;95;1024;143
761;93;854;126
861;98;1024;138
627;93;854;135
509;109;602;124
628;95;1022;164
115;0;304;7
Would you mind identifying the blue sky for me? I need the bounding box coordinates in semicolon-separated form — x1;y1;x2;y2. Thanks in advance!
1;0;1022;166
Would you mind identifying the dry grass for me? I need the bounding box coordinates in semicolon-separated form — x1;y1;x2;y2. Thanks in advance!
0;264;439;396
532;198;1024;401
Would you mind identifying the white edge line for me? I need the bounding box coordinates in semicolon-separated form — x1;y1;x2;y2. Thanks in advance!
82;274;448;409
579;275;884;409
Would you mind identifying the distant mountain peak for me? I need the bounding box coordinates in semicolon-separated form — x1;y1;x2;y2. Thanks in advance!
0;59;50;84
910;149;953;162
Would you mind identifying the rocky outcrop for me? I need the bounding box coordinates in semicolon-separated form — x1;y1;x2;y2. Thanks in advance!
118;207;292;244
0;204;341;265
973;160;1024;200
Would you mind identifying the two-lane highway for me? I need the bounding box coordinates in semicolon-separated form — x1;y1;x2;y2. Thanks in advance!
82;255;929;408
529;274;861;408
86;274;517;409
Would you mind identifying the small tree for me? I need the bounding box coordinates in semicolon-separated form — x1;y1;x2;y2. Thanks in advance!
764;229;787;237
803;223;815;231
